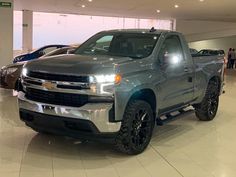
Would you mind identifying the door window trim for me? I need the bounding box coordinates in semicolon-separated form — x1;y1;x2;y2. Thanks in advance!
158;34;186;63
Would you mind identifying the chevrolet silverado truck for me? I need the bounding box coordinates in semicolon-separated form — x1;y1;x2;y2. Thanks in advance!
18;29;224;155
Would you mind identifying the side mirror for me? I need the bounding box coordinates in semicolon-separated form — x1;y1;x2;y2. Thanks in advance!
163;53;182;65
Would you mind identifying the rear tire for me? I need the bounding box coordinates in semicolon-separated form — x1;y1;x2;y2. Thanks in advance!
194;80;220;121
114;100;154;155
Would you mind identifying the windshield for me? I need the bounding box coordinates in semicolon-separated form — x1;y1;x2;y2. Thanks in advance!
75;32;160;59
43;47;69;57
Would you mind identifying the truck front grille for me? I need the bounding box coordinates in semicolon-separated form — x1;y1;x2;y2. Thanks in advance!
28;71;89;83
25;88;88;107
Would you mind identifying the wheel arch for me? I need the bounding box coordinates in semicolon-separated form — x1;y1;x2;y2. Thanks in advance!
209;75;221;94
128;88;157;117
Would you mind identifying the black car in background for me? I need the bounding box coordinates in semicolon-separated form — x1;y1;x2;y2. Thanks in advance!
1;46;76;90
13;44;69;63
197;49;225;56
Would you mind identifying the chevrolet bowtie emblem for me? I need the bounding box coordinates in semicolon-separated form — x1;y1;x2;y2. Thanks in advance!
42;81;56;90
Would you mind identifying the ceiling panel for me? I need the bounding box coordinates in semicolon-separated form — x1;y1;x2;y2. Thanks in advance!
14;0;236;22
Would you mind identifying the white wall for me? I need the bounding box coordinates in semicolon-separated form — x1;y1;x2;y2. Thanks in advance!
0;0;13;68
13;50;23;57
176;20;236;42
32;12;173;48
14;11;22;50
22;10;33;53
189;36;236;53
176;20;236;53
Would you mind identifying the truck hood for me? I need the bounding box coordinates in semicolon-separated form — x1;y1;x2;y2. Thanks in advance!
24;54;133;75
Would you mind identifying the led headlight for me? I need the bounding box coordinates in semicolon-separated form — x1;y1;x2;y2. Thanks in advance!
95;74;115;83
6;67;18;74
1;67;7;75
22;68;28;77
94;74;115;83
90;74;122;84
1;66;6;70
89;74;122;95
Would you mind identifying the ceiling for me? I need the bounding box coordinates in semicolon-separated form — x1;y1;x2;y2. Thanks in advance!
14;0;236;22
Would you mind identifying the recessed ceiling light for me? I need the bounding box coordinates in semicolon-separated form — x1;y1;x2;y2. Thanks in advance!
88;0;92;2
156;9;161;13
199;0;204;1
174;4;179;8
81;5;86;8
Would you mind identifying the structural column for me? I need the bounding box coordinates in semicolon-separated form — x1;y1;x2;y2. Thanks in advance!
22;10;33;53
0;0;13;68
172;19;177;31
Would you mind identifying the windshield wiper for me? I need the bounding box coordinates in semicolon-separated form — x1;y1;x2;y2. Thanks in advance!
129;56;143;59
107;53;144;59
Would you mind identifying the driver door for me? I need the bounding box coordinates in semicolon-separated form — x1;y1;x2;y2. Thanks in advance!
158;34;194;110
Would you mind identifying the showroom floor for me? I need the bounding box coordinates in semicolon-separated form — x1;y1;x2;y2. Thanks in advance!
1;71;236;177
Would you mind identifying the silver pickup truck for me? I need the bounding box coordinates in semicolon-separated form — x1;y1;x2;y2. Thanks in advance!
18;29;224;154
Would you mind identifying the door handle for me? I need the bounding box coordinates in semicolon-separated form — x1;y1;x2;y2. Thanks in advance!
184;67;189;72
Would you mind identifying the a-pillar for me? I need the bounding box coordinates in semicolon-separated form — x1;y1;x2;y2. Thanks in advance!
0;0;13;68
22;10;33;53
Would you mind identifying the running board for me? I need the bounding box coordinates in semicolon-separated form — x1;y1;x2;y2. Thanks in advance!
156;107;194;126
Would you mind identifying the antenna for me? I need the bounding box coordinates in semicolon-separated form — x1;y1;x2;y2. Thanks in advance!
150;27;156;32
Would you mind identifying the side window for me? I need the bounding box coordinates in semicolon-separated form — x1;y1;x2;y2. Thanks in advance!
159;35;184;64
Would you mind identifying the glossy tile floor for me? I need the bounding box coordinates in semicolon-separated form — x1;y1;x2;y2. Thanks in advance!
1;71;236;177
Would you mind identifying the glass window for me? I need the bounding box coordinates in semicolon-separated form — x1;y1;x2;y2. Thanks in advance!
14;11;22;51
77;35;114;56
93;35;113;51
76;33;159;59
43;48;69;57
43;47;58;54
33;12;173;49
159;35;184;63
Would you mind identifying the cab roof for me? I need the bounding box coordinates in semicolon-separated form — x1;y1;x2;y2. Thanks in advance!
101;28;174;35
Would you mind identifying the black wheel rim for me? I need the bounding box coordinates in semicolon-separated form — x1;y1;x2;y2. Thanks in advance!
208;91;218;116
131;109;152;148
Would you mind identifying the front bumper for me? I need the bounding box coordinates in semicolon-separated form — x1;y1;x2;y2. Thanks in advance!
18;92;121;134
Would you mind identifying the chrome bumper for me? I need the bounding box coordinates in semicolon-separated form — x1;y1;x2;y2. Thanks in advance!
18;92;121;133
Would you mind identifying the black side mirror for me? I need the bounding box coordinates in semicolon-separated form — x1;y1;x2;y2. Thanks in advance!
160;53;182;69
163;53;181;65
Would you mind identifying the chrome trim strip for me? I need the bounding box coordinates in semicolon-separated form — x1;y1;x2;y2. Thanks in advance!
18;92;121;133
22;76;113;96
24;76;89;87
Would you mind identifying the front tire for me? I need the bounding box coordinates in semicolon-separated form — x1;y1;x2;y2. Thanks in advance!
194;80;220;121
114;100;154;155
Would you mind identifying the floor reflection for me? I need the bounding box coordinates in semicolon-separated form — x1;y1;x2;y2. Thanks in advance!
0;89;23;127
1;71;236;177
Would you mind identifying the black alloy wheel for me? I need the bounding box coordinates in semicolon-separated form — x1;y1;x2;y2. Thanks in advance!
115;100;154;155
195;80;220;121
